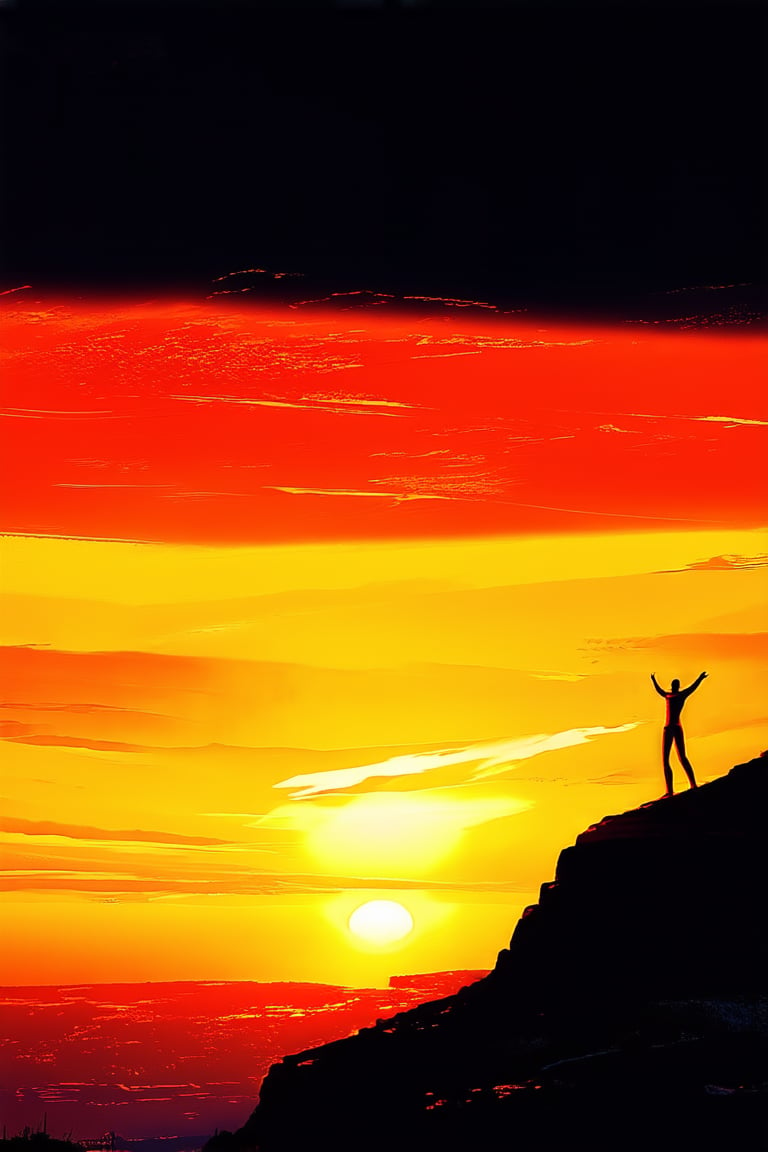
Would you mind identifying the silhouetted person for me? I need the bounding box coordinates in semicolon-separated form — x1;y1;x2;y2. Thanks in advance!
651;671;707;796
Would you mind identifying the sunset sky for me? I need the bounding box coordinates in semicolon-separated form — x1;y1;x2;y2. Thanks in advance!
2;0;764;996
1;298;766;987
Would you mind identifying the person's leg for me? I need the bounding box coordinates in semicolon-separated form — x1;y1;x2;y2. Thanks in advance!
674;727;697;789
662;727;675;795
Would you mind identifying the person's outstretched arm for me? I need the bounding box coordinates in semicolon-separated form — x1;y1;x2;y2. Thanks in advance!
650;673;667;697
682;671;708;698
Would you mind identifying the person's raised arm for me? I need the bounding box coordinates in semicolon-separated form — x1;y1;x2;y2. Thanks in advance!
650;673;667;698
682;671;708;697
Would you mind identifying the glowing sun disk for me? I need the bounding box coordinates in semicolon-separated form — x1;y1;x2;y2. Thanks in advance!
348;900;414;946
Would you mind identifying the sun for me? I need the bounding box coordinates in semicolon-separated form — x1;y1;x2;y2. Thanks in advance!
347;900;414;947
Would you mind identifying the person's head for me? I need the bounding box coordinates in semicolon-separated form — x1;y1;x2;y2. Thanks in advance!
671;678;680;692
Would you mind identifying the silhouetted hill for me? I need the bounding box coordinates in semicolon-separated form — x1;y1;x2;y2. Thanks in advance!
223;756;766;1151
0;1137;84;1152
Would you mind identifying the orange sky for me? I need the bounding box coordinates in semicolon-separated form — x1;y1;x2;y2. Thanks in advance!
1;299;766;986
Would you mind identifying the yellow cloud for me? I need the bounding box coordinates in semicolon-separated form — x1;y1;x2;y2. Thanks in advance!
274;725;639;797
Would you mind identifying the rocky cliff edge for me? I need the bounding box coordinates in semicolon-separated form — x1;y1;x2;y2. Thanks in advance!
217;757;767;1151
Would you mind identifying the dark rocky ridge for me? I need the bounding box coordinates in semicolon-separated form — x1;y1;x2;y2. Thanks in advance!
222;757;767;1151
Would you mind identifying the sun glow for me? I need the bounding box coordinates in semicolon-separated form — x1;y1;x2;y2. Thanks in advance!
348;900;414;947
298;792;532;876
306;794;463;874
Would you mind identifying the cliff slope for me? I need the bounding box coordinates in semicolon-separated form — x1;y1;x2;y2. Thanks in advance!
230;757;767;1151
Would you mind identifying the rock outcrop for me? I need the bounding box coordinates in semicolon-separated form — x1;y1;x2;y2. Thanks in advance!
227;758;767;1151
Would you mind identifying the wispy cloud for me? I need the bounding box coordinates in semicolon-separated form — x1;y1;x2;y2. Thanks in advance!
597;424;643;435
274;725;640;798
2;734;164;752
676;553;768;572
369;450;452;459
308;396;418;410
501;499;722;525
368;472;508;500
402;294;498;310
53;483;174;490
169;394;419;418
264;485;452;502
409;351;483;360
0;817;229;846
588;410;767;428
1;702;178;718
693;415;768;427
0;869;534;897
0;408;132;421
411;333;596;351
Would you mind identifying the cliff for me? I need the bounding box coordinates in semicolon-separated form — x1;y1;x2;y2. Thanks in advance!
225;757;767;1151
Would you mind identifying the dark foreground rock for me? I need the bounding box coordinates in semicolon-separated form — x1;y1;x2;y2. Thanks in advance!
217;758;767;1151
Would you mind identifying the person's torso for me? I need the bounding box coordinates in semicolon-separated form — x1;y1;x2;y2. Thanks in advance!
666;692;685;725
